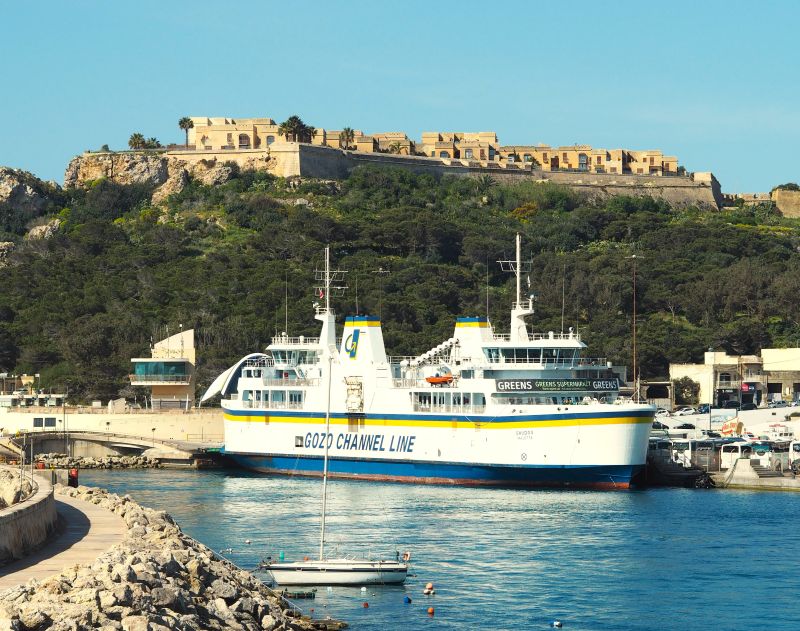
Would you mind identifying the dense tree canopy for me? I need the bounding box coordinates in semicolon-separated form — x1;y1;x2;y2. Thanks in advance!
2;166;799;402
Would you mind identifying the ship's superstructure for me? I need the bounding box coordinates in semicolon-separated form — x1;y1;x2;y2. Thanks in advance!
207;237;655;489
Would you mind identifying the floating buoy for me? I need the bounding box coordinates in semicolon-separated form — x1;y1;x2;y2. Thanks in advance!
362;602;369;609
551;621;563;628
245;539;252;545
402;551;411;562
427;607;435;616
403;596;412;604
425;582;434;590
304;556;310;561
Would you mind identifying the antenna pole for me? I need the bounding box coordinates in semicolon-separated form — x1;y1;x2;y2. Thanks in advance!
515;233;522;305
284;270;288;332
325;246;331;313
561;262;566;333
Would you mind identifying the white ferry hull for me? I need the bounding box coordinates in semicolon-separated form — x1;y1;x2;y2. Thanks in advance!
223;405;653;490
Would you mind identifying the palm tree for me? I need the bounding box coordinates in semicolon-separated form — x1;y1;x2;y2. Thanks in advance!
475;174;496;196
178;117;194;148
128;133;146;150
278;115;305;142
303;125;317;143
388;141;403;154
341;127;355;150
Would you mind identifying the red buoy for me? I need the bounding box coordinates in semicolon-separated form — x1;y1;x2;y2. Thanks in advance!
428;607;435;616
363;602;369;608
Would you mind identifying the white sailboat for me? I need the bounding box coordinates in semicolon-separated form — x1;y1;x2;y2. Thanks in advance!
264;247;409;586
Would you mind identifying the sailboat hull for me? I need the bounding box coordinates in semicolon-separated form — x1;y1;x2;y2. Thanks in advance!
266;559;408;585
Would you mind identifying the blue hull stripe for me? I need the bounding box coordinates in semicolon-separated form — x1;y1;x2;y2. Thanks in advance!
223;408;652;423
225;452;641;489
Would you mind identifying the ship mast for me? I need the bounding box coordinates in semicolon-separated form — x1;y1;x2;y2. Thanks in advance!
498;233;535;342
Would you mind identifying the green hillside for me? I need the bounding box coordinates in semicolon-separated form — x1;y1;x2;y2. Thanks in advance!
1;166;799;402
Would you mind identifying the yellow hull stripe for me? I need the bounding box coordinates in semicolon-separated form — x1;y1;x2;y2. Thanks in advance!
223;412;651;429
455;322;488;328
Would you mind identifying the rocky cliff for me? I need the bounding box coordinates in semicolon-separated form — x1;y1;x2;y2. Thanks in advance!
0;167;63;237
64;152;274;205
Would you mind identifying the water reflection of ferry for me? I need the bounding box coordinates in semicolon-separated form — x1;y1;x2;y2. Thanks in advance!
206;237;655;489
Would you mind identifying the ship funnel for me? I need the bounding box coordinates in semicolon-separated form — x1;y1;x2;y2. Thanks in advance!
339;315;387;366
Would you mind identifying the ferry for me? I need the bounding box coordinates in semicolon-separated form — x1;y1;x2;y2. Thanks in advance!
204;237;655;489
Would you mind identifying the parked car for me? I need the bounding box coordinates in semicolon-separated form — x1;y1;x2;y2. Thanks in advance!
696;404;710;414
655;408;670;417
768;401;789;408
675;423;696;430
675;407;697;416
740;402;757;411
652;421;670;430
704;431;721;438
722;401;740;410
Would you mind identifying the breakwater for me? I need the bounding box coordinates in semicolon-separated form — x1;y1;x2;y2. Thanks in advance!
0;469;57;566
35;453;162;470
0;485;338;630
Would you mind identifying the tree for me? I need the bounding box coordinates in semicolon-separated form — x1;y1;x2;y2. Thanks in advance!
475;174;496;196
128;133;146;150
145;137;162;149
178;117;194;148
341;127;355;150
388;141;403;154
278;115;315;143
673;376;700;405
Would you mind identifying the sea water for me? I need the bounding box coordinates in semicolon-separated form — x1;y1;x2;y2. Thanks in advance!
81;469;800;630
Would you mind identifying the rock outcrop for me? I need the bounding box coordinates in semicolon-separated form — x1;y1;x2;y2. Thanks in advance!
0;242;14;267
24;218;61;241
0;485;331;630
35;454;161;470
63;153;169;189
0;168;59;216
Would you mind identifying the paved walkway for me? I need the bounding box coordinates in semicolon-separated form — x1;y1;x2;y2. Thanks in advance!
0;494;126;591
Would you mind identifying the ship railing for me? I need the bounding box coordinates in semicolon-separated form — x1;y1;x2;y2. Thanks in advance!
484;357;608;367
237;400;305;410
270;335;322;346
244;358;275;367
412;403;486;414
258;378;319;387
491;332;583;342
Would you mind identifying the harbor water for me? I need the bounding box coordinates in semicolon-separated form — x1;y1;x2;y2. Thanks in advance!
82;469;800;631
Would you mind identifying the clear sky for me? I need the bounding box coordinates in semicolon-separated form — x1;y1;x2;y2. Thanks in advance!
2;0;798;191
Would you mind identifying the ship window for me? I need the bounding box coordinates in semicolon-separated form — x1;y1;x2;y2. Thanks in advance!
262;390;269;404
295;435;304;447
45;417;56;427
242;391;251;401
289;391;303;404
529;349;542;363
453;393;462;407
33;417;43;428
272;391;285;403
461;370;473;379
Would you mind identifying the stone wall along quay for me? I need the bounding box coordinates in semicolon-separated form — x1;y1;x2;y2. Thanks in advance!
0;485;335;631
0;468;57;567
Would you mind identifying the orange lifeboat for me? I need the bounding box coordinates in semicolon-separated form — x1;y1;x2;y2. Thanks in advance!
425;375;453;385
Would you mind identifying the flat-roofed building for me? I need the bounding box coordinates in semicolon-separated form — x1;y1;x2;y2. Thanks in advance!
130;329;196;410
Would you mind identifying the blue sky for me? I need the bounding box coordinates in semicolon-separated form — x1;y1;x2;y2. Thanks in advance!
1;1;798;191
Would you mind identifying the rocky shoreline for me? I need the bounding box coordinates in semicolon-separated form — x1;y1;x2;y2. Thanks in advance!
35;454;162;470
0;485;343;630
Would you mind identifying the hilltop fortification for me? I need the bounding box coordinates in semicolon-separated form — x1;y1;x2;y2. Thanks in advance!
65;142;723;210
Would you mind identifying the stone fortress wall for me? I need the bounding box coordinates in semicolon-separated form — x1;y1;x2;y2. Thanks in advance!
65;141;724;210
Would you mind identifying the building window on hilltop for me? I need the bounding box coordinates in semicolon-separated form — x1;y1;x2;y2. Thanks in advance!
439;151;450;158
465;149;473;159
596;156;602;164
238;134;251;149
524;154;532;162
267;135;275;146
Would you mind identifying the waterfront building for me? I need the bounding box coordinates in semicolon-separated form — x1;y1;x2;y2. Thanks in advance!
670;348;800;407
130;328;196;410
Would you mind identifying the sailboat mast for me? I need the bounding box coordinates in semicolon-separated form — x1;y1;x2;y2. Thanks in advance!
319;247;333;561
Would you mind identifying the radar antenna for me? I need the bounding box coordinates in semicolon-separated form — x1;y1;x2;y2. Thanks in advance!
314;246;348;315
497;233;536;308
